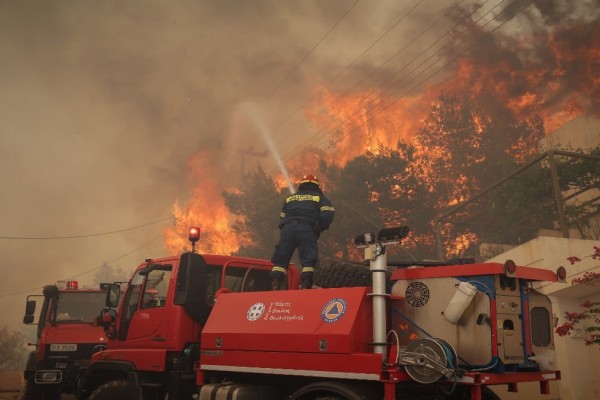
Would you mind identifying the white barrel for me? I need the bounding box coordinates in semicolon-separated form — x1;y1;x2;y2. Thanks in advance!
443;281;477;324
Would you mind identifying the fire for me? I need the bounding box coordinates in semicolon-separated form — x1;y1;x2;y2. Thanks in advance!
283;146;331;188
170;15;597;259
163;151;251;255
305;88;426;166
299;18;598;256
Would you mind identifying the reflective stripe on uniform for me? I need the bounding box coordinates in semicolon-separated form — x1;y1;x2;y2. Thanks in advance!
286;194;320;203
272;266;288;274
280;212;286;218
301;266;314;273
320;206;335;212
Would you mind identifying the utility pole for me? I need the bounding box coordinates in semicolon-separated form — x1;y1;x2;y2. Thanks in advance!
548;151;570;238
238;146;268;177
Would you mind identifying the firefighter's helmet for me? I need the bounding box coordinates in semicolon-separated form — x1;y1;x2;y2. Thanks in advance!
300;174;320;186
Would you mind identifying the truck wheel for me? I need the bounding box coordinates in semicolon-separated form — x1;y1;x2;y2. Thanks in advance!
291;381;379;400
22;381;59;400
88;380;142;400
314;259;391;288
446;386;501;400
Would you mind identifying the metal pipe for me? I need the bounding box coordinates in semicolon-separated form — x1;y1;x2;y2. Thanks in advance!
370;243;388;358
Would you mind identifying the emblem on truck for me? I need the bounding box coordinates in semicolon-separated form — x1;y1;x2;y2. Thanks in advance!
247;302;265;321
321;298;347;323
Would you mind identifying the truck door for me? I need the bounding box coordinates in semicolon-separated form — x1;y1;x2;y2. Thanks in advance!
118;265;172;344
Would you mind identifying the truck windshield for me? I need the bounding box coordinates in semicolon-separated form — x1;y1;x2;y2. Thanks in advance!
53;292;107;323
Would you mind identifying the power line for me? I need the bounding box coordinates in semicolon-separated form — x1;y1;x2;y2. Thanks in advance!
262;0;361;101
318;0;530;150
283;0;532;160
0;233;164;299
270;0;428;137
0;216;173;240
66;233;165;280
279;0;474;162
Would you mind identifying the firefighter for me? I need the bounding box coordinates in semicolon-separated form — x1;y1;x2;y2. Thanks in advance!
270;174;335;290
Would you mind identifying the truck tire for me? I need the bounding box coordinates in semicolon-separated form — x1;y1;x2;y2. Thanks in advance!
314;259;391;288
22;381;59;400
291;381;380;400
446;386;501;400
88;380;142;400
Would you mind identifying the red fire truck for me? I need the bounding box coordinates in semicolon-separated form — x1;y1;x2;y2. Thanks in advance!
22;280;111;400
79;227;563;400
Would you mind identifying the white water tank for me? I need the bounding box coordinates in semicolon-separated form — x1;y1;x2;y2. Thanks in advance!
443;281;477;324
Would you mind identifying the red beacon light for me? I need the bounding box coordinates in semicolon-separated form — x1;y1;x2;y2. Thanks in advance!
189;227;200;244
189;227;200;252
66;280;78;290
504;259;517;277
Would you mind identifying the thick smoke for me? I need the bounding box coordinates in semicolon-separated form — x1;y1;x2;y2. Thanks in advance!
0;0;597;337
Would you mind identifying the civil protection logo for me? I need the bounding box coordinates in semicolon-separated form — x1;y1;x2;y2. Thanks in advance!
247;302;265;321
321;298;347;323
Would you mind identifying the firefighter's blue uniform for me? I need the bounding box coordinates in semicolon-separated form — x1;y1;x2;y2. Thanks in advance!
270;175;335;290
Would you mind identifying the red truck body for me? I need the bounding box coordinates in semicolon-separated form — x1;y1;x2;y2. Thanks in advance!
80;228;562;400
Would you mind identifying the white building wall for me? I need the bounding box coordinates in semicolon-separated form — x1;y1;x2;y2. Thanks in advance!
539;117;600;151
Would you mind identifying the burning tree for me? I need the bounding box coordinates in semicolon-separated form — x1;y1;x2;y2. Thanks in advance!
167;1;599;261
222;167;282;259
322;145;433;260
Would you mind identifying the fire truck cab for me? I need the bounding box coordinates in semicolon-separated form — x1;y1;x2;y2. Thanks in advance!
22;280;110;400
78;242;300;399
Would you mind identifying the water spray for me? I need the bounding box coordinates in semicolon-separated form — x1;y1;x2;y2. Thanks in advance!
239;102;295;194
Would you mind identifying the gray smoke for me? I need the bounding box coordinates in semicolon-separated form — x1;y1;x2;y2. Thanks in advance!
0;0;596;337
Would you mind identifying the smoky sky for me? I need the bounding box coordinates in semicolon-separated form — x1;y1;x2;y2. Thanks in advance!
0;0;597;335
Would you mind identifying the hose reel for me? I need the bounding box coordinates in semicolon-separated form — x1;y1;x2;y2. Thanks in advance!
400;338;458;384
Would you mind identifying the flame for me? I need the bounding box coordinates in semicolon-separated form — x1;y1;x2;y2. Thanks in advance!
305;88;427;166
163;151;251;255
170;18;597;259
300;19;598;256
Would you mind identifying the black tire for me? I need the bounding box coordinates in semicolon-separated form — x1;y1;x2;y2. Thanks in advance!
22;381;59;400
291;381;380;400
445;386;501;400
481;387;502;400
314;259;391;288
88;380;142;400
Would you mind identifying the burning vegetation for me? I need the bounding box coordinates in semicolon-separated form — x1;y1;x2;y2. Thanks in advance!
165;2;599;260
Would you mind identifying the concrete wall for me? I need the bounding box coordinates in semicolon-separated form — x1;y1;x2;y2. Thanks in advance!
539;117;600;151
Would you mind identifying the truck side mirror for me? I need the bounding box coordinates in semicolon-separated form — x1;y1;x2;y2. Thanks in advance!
174;252;212;324
23;300;37;324
25;300;37;315
105;283;121;308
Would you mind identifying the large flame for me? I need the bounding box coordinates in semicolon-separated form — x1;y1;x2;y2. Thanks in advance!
296;19;598;256
168;17;597;258
304;89;427;165
163;151;251;255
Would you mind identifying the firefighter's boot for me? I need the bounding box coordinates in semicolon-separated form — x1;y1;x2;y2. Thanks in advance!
271;277;281;291
301;275;313;290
